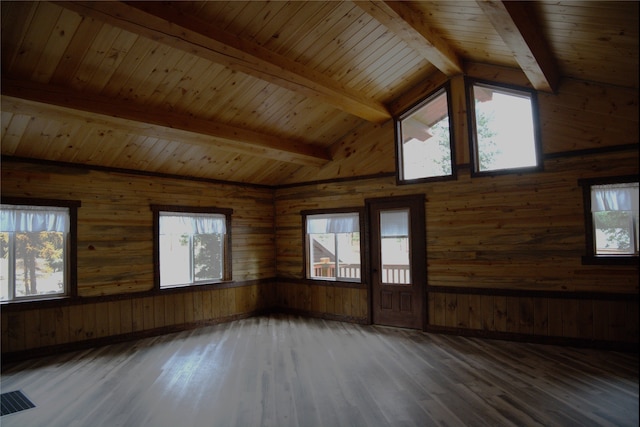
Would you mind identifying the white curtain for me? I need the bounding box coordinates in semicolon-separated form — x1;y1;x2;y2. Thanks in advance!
307;213;359;234
0;205;69;233
380;210;409;237
591;183;639;213
160;212;226;235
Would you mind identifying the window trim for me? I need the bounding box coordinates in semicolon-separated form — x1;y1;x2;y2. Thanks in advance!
395;82;457;185
466;78;543;177
579;175;639;265
301;207;366;284
1;196;80;303
151;204;233;290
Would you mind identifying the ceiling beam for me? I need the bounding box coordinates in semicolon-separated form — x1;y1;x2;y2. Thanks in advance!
477;0;560;93
354;1;464;76
1;78;332;167
53;1;391;124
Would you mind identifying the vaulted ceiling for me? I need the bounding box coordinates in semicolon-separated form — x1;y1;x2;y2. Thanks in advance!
2;1;638;185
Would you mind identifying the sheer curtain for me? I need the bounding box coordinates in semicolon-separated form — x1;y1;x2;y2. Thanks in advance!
380;210;409;237
307;213;359;234
591;183;639;213
1;205;69;233
160;212;226;235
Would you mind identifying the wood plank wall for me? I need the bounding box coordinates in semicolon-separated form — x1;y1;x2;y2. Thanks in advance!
274;67;639;348
275;150;638;347
1;162;277;358
2;64;638;358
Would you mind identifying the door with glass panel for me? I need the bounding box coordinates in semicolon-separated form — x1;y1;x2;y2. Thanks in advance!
368;195;426;329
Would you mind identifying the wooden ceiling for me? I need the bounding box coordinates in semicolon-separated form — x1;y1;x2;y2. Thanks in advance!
2;1;638;186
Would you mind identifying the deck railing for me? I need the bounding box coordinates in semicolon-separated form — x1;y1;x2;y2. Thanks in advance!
312;263;410;284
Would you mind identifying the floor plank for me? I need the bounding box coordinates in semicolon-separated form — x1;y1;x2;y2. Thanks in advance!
1;314;638;427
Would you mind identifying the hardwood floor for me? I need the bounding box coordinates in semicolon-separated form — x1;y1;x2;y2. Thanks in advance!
1;314;638;427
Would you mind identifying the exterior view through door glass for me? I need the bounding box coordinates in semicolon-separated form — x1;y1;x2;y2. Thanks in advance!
380;210;411;284
369;195;426;329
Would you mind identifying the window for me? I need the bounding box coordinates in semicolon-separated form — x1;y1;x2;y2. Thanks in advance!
1;198;80;302
580;177;639;264
467;79;541;175
396;84;455;183
380;209;411;284
303;210;364;282
152;205;232;288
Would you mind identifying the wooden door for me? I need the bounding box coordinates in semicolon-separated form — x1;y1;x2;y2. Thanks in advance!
368;195;426;329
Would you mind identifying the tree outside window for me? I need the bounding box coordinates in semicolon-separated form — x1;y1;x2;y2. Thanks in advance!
304;211;363;282
396;84;456;183
152;206;232;289
580;177;639;264
1;204;70;301
468;79;541;175
591;182;639;256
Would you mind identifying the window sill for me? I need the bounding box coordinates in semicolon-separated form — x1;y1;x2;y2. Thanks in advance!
581;255;639;266
1;295;73;311
300;278;366;288
158;280;235;292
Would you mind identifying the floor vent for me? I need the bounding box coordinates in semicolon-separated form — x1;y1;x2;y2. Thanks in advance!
1;390;36;416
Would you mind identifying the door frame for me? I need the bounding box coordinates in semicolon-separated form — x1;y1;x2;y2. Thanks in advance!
366;194;427;330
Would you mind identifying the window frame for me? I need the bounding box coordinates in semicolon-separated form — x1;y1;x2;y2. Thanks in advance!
302;207;366;284
466;78;543;177
1;196;80;303
579;175;639;265
151;204;233;290
395;82;457;184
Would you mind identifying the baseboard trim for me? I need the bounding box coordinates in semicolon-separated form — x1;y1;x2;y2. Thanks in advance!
3;309;637;365
424;324;639;353
1;309;272;366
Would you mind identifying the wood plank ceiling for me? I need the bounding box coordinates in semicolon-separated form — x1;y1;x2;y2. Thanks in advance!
2;1;638;186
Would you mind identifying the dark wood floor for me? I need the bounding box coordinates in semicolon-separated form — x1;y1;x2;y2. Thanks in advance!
1;314;638;427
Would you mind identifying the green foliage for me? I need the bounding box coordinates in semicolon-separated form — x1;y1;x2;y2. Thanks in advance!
193;234;223;281
14;232;64;295
475;100;500;170
429;117;453;175
594;211;632;250
425;101;500;173
0;233;7;258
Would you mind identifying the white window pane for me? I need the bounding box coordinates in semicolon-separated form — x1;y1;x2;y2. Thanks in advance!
194;234;223;281
13;232;65;298
159;210;228;287
473;85;537;172
336;233;361;280
380;210;409;237
1;232;10;301
1;204;71;301
589;182;639;257
398;88;453;180
160;233;191;287
380;209;410;284
381;236;410;284
309;233;336;279
594;211;635;255
306;212;361;282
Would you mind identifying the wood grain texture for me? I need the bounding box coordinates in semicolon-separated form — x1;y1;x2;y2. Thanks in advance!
426;291;637;344
275;151;638;294
0;283;271;356
1;161;275;296
1;315;637;427
279;70;638;185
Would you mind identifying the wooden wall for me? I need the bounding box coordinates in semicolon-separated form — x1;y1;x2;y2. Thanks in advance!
2;63;638;358
1;162;277;358
275;150;638;347
274;65;639;348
